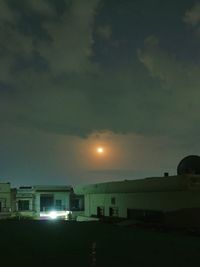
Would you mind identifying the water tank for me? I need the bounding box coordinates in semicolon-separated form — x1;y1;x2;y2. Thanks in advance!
177;155;200;175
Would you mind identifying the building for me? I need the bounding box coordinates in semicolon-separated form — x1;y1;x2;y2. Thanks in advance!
2;155;200;226
13;185;84;220
0;183;12;219
0;182;84;220
34;185;73;219
13;185;72;219
75;175;200;218
14;186;35;218
74;156;200;226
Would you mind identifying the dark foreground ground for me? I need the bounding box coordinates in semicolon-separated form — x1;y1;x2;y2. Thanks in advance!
1;220;200;267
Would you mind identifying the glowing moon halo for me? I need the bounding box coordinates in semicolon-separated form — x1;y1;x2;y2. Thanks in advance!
97;147;104;154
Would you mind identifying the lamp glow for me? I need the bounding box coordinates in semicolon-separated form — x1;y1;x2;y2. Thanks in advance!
49;211;57;219
40;210;70;220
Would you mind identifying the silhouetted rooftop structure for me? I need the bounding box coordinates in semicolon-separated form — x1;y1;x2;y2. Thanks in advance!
177;155;200;175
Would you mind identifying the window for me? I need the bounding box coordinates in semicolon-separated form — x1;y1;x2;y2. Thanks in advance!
18;200;30;211
97;206;104;217
109;207;118;217
70;194;84;211
111;197;116;205
40;194;54;211
71;199;80;210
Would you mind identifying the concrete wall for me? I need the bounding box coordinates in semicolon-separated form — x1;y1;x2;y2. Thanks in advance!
0;183;11;219
0;183;11;211
84;190;200;218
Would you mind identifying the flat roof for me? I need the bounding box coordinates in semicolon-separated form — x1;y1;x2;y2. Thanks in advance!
74;175;200;194
34;185;72;192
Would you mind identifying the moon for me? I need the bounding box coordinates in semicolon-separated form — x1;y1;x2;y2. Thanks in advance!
97;147;104;154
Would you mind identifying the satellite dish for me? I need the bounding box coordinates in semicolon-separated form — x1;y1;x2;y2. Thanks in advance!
177;155;200;175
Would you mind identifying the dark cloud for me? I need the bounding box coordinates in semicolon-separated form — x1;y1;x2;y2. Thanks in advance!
138;34;200;139
0;0;197;139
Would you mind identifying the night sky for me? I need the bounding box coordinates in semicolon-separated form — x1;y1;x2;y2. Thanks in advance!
0;0;200;186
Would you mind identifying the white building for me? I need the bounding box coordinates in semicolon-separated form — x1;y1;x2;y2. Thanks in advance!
14;185;84;220
35;185;72;219
74;175;200;223
14;186;36;218
74;155;200;225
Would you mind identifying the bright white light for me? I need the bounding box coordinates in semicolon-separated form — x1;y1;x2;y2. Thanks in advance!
40;210;71;220
97;147;104;153
49;211;57;219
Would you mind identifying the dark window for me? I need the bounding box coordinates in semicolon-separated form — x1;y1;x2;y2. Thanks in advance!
111;197;116;205
71;199;80;210
70;194;84;211
109;207;118;217
40;194;54;211
18;200;29;211
97;206;104;217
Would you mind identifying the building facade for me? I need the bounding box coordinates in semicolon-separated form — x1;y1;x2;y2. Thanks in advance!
74;175;200;223
9;185;84;220
12;185;73;219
